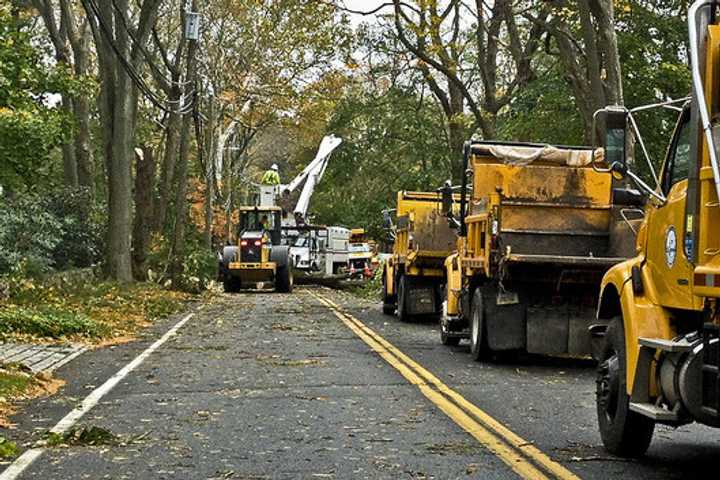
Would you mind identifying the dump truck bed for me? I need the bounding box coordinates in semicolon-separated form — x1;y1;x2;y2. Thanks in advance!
470;142;630;264
395;191;459;271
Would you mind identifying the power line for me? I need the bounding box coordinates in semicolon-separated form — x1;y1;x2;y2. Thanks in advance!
81;0;195;114
108;0;193;91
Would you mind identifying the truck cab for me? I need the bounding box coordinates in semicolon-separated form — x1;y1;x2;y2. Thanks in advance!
591;0;720;457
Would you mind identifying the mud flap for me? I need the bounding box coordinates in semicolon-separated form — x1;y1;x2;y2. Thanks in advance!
406;282;438;315
484;287;526;351
526;306;568;355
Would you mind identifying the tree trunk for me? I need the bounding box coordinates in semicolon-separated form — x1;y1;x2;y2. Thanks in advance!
60;96;79;187
169;111;193;288
155;106;181;230
132;145;156;280
88;0;161;282
591;0;623;105
202;100;215;249
74;94;94;189
103;79;136;282
448;82;466;182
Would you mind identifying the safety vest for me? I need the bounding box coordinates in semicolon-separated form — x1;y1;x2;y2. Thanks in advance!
261;170;280;185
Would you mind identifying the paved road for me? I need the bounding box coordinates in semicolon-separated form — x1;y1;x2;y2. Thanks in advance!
2;287;719;479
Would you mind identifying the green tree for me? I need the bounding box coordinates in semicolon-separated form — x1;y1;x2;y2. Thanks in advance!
312;86;450;240
0;5;70;193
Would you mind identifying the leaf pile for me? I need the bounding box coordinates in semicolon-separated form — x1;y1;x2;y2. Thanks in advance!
46;426;118;447
0;276;192;342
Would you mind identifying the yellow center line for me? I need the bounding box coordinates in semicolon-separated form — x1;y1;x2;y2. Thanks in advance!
308;290;580;480
313;293;580;480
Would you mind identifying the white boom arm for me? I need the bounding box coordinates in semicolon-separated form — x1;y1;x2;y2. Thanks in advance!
290;135;342;222
283;135;343;194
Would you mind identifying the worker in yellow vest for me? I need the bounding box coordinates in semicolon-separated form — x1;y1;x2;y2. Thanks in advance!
261;164;280;185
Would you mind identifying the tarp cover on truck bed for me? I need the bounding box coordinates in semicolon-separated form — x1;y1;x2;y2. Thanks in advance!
471;143;604;167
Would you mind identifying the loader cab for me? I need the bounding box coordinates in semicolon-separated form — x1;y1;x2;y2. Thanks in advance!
238;207;282;245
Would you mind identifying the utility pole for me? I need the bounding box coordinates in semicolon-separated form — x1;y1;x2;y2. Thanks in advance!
170;0;200;288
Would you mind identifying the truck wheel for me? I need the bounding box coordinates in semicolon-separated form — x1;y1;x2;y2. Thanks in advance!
382;268;395;315
596;317;654;457
440;325;460;346
470;289;488;360
397;275;412;322
223;276;241;293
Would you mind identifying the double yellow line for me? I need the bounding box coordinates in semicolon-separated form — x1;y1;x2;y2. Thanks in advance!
309;291;580;480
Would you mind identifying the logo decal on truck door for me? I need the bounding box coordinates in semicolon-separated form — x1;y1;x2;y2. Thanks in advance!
665;226;677;267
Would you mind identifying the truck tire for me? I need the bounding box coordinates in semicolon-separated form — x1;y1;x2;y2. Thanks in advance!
470;289;488;360
440;327;460;346
271;246;293;293
382;268;395;315
397;274;412;322
596;317;654;457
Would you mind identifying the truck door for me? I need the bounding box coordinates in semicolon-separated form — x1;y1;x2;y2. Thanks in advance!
645;113;695;310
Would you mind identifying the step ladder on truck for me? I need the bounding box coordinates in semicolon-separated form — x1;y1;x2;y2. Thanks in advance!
589;0;720;457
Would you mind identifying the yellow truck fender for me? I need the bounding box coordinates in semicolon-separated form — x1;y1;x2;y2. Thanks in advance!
384;257;396;297
597;258;674;396
444;253;462;316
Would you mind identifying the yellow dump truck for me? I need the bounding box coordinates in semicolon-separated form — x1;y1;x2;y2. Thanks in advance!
383;191;459;321
589;0;720;457
440;141;640;351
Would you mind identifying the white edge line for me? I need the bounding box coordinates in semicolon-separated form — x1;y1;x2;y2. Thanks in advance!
0;312;195;480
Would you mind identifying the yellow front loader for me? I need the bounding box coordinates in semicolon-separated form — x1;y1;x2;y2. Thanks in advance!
590;0;720;458
219;206;293;293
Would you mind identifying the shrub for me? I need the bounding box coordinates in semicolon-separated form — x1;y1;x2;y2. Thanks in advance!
0;187;104;275
146;231;217;293
0;306;103;338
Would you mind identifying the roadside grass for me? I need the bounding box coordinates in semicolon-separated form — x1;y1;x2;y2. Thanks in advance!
0;277;195;344
0;364;65;432
0;436;18;459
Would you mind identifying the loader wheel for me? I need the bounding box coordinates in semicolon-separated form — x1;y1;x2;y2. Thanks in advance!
596;317;654;457
276;262;293;293
470;289;488;361
397;275;412;322
223;276;241;293
382;268;396;315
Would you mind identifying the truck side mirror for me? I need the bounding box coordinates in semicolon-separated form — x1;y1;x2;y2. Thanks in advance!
382;210;394;229
604;107;629;173
440;181;453;216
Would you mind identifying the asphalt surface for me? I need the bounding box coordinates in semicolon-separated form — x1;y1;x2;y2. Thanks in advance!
2;286;720;479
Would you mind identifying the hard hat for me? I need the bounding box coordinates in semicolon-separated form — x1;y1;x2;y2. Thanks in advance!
271;164;279;171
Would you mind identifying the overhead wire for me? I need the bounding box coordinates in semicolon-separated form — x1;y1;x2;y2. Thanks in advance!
80;0;195;114
108;0;193;91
